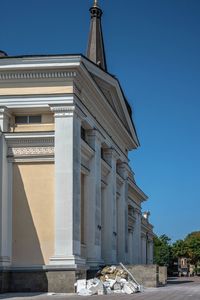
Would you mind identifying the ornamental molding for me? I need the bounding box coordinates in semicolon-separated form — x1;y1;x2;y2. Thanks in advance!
5;133;54;161
6;137;54;148
50;105;76;117
0;71;77;81
50;104;86;120
8;146;54;158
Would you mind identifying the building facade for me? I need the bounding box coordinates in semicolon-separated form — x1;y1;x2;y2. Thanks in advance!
0;1;154;293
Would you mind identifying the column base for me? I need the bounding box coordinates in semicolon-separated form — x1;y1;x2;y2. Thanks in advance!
49;255;86;268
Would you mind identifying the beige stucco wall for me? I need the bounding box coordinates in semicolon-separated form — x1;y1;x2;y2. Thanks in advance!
0;81;73;96
12;162;54;266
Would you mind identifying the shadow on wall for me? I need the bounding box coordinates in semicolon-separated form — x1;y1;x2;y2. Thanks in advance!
11;163;49;292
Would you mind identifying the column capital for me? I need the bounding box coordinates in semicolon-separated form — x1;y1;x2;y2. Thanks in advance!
0;106;11;131
141;232;147;239
134;207;142;216
50;104;86;120
0;106;11;117
104;147;119;160
87;128;104;143
117;161;129;179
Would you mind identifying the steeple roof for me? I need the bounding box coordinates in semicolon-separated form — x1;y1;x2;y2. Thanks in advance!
86;0;107;71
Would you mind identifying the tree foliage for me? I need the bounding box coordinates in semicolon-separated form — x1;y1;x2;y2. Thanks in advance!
185;232;200;265
154;234;172;266
154;231;200;267
172;239;188;259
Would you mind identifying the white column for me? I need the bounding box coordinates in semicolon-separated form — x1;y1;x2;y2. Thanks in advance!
49;104;85;267
141;234;147;264
132;208;142;264
0;106;10;132
84;129;102;267
148;239;154;264
0;107;12;267
117;163;128;264
103;148;117;264
101;185;106;263
128;229;133;264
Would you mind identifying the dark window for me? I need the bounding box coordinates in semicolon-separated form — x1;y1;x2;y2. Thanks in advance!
81;127;86;141
101;148;104;159
15;115;41;124
15;116;27;124
29;115;41;123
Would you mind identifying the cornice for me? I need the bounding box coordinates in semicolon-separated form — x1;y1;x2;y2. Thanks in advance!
0;71;77;81
0;55;81;70
128;178;148;202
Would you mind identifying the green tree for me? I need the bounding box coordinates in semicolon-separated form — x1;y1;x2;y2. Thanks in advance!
172;239;188;259
185;232;200;266
154;234;172;266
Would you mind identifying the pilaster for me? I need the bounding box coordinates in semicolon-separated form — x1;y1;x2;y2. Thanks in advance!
102;148;118;264
141;233;147;264
0;107;11;132
132;208;142;264
49;104;85;267
147;239;154;264
116;162;129;263
84;129;103;267
0;108;12;267
128;229;134;264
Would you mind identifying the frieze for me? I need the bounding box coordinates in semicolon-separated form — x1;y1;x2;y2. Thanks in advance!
8;146;54;157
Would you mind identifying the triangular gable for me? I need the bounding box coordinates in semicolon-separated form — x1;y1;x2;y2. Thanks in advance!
90;73;131;135
81;57;140;147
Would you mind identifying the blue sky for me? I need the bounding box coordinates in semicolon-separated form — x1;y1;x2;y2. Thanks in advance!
1;0;200;242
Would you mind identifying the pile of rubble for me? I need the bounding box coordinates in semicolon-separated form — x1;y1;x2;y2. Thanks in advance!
75;263;142;296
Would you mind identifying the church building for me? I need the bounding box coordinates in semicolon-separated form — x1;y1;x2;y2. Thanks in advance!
0;1;154;293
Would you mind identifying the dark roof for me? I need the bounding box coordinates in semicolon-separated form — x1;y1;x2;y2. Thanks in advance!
0;50;8;57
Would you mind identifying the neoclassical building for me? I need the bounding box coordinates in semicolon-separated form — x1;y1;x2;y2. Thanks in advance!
0;1;154;293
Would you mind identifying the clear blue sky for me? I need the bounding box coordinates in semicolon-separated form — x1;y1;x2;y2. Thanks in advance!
1;0;200;242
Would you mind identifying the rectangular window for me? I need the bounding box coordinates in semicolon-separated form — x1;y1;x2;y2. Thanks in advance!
15;116;27;124
29;115;41;123
15;115;41;124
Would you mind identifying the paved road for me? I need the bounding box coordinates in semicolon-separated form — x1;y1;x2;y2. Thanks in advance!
1;277;200;300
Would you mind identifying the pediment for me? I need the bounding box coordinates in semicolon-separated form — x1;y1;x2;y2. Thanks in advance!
90;73;131;135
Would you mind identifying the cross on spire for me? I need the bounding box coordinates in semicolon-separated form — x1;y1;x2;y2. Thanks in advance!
93;0;98;7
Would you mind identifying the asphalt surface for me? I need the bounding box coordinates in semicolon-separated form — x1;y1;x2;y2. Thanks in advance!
1;277;200;300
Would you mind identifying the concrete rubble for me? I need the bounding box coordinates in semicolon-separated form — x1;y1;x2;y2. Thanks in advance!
75;263;142;296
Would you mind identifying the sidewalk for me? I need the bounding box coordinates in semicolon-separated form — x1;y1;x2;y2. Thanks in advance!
1;277;200;300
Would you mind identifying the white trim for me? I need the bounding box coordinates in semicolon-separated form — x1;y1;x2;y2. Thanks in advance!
0;95;74;109
0;55;81;70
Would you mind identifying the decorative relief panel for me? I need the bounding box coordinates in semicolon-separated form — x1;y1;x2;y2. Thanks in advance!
8;146;54;157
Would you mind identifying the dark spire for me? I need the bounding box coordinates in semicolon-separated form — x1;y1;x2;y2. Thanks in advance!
86;0;107;71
